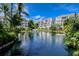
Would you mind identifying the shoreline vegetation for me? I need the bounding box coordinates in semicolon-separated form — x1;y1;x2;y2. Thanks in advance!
63;14;79;56
37;28;65;34
21;28;65;34
0;3;29;47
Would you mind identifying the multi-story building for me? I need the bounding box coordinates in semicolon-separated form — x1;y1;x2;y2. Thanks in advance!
0;16;11;30
38;20;46;28
0;16;9;24
46;18;55;29
38;18;55;29
0;16;11;29
0;16;29;28
55;13;79;29
21;19;28;28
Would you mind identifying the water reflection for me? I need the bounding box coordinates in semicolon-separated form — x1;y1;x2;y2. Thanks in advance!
55;34;65;46
5;31;68;56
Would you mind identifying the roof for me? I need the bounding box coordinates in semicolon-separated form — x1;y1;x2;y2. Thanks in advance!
56;13;79;18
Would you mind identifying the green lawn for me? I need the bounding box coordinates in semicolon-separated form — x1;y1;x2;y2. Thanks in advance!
37;28;65;33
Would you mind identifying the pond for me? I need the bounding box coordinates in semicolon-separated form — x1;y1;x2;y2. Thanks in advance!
1;31;71;56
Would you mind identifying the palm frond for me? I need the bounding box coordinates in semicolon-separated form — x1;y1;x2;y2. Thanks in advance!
22;11;29;16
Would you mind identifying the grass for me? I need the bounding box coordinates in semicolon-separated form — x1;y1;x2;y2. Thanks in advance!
37;28;65;33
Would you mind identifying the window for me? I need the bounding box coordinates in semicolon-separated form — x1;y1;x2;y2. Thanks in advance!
62;16;67;19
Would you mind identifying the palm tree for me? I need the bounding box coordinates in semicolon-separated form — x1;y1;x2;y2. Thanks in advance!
0;3;29;30
12;3;29;26
17;3;29;17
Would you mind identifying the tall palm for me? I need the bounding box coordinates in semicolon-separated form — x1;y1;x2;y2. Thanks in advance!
12;3;29;26
17;3;29;17
0;3;29;27
18;3;24;17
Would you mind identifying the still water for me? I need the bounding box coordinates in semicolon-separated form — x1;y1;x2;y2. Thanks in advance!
4;31;69;56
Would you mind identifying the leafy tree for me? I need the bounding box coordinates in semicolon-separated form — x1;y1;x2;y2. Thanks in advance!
50;25;56;31
28;20;35;30
0;3;29;45
64;13;79;50
34;22;39;29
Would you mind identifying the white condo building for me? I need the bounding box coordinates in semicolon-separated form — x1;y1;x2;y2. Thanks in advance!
0;16;9;24
55;13;79;29
21;20;28;28
38;18;55;29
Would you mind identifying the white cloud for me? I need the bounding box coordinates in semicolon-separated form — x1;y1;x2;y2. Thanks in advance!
38;16;45;21
34;15;41;19
54;4;79;12
65;5;79;12
32;15;45;22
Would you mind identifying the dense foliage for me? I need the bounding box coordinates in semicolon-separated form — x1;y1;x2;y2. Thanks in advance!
0;3;28;45
64;14;79;55
28;20;35;30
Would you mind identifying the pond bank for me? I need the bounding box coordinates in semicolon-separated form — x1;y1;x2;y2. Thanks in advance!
0;40;15;50
36;28;65;34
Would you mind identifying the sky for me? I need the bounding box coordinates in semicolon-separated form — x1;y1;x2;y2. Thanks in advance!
0;3;79;21
24;3;79;21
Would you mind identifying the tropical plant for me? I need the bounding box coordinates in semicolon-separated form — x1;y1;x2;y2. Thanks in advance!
0;3;29;45
28;20;35;30
64;13;79;50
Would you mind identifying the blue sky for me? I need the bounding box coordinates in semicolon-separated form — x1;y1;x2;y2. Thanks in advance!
24;3;79;20
0;3;79;21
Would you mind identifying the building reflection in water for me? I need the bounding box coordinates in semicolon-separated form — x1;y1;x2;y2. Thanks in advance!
37;32;55;48
55;34;65;46
4;31;68;56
